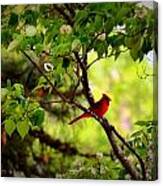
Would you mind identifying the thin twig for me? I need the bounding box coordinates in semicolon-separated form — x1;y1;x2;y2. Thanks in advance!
71;78;81;101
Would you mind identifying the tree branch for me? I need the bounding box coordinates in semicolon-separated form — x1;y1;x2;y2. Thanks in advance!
73;49;146;179
111;126;146;180
102;120;141;180
74;52;95;106
53;5;73;26
21;50;68;102
64;4;76;17
29;129;110;158
22;50;146;180
29;130;77;155
52;3;99;108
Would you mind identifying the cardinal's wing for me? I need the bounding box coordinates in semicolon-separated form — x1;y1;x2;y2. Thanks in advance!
90;100;102;112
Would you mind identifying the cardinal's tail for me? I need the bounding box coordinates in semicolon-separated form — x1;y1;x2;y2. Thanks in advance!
68;113;88;125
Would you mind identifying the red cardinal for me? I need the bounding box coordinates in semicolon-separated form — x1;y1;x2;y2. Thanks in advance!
69;94;111;125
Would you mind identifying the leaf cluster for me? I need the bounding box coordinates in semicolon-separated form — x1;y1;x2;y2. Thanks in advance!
2;82;45;138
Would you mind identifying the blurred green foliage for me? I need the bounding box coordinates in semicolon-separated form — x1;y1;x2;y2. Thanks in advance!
1;2;157;180
2;83;45;138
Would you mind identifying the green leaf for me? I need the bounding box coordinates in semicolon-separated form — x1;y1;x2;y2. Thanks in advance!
130;130;143;138
7;39;19;51
23;10;39;25
107;35;124;48
3;100;19;115
130;48;144;62
116;6;130;25
130;48;139;61
142;38;152;54
17;119;30;138
124;37;133;49
71;39;81;52
125;35;144;51
1;88;9;101
135;121;148;126
12;83;24;97
94;41;108;58
30;109;45;126
114;50;120;61
136;146;147;157
79;34;89;45
7;35;24;51
18;95;27;108
54;42;71;56
1;29;12;45
75;10;89;26
94;15;103;31
8;13;18;27
38;76;48;85
35;43;44;55
104;19;114;33
5;119;16;136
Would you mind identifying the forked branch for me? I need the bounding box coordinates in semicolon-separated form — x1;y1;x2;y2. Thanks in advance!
22;49;146;180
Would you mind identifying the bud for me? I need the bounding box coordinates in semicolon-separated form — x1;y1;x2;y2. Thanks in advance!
60;24;72;35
